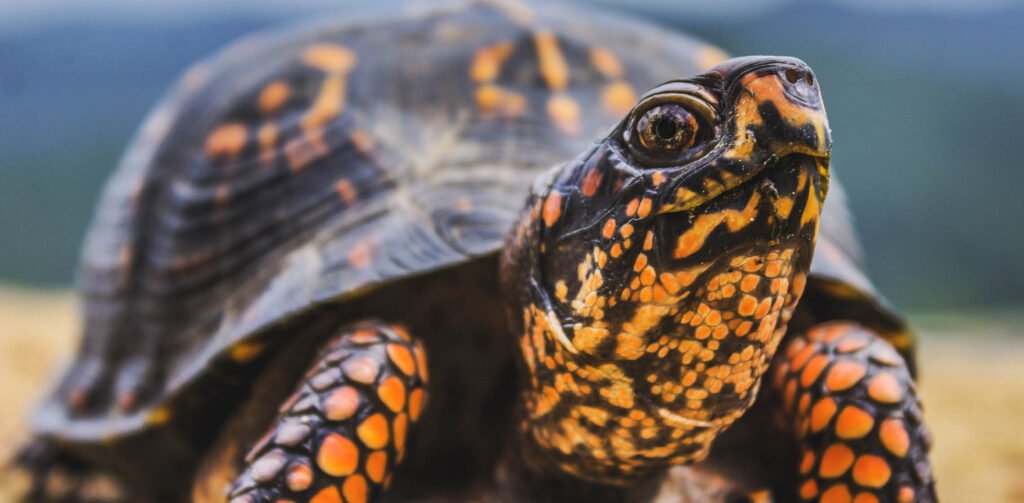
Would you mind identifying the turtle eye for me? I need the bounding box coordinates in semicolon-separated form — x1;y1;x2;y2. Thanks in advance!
627;100;716;166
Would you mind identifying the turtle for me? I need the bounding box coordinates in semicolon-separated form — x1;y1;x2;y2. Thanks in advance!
17;1;937;502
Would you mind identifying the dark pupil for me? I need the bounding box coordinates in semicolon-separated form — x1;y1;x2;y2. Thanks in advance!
655;116;679;141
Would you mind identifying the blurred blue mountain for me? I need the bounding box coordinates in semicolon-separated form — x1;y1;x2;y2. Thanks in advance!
0;2;1021;310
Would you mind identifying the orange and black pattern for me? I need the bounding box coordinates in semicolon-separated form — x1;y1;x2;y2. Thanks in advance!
227;323;427;503
770;322;935;502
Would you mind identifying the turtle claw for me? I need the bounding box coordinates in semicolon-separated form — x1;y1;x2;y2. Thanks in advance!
12;439;128;503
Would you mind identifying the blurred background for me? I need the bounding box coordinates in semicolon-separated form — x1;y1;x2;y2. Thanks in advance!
1;0;1022;500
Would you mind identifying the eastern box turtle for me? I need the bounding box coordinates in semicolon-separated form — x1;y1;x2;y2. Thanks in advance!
18;1;936;502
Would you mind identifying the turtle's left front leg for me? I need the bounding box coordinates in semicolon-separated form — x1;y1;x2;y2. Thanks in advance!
768;322;936;502
223;321;428;503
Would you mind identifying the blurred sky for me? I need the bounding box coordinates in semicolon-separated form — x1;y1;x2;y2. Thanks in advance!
1;0;1022;312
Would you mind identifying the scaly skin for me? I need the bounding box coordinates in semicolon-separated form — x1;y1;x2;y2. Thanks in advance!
770;322;936;502
501;56;833;485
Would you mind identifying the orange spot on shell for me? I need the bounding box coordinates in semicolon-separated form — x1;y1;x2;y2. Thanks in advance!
357;413;390;449
310;485;343;503
852;454;891;488
534;31;569;91
334;179;358;205
879;418;910;457
819;444;855;478
302;44;357;73
825;361;867;392
835;405;875;439
205;123;247;158
377;376;406;413
324;386;360;421
258;80;291;114
470;41;514;82
867;371;903;404
348;241;373;268
366;451;387;483
602;81;636;115
589;47;624;78
317;433;359;476
547;94;581;135
343;474;369;503
387;343;417;377
542;192;563;227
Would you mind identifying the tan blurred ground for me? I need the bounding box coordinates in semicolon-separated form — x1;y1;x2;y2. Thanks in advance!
0;286;1022;502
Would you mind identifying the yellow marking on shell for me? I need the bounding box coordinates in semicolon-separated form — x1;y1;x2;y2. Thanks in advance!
257;122;278;163
800;177;822;228
229;341;265;362
695;44;729;71
205;123;247;158
533;30;570;91
602;81;637;116
470;41;515;82
301;72;345;154
547;93;581;135
673;191;761;259
258;80;291;114
301;44;357;73
589;47;624;78
475;84;528;117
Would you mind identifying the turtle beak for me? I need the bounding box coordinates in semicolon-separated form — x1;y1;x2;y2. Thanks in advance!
716;56;832;162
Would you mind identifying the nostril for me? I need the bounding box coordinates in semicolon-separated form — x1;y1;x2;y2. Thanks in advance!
805;72;814;86
784;68;801;85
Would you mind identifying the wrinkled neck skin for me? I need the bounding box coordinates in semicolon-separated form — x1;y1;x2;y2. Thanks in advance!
499;58;831;486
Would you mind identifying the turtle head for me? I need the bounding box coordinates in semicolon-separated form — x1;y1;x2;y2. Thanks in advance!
501;56;831;483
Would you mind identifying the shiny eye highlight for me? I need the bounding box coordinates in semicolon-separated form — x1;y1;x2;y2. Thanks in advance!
625;96;716;166
637;104;699;151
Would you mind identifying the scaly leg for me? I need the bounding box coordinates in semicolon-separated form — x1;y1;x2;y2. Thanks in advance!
226;322;428;503
769;322;936;502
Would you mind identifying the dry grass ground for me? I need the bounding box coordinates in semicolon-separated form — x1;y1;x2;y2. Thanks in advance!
0;286;1021;502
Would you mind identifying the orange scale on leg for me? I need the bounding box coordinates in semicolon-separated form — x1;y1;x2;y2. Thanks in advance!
799;479;819;500
879;418;910;457
386;344;417;377
408;388;426;422
310;486;344;503
799;450;816;474
820;484;852;503
835;405;875;440
377;376;407;413
365;451;387;483
866;371;903;404
819;443;854;478
324;386;360;421
852;493;879;503
342;474;369;503
357;413;390;450
800;354;829;387
317;433;359;477
852;454;891;488
824;360;867;393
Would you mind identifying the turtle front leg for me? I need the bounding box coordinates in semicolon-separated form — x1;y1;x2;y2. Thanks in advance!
769;322;936;502
225;322;427;503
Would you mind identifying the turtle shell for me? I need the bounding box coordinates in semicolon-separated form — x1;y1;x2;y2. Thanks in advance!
32;1;724;442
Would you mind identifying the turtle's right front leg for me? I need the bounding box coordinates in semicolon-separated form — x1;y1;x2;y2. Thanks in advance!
225;322;428;503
